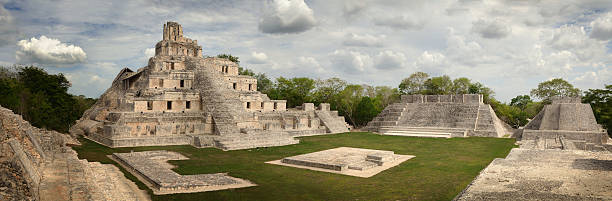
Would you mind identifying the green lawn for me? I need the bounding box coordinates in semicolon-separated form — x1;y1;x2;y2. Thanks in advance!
73;132;516;201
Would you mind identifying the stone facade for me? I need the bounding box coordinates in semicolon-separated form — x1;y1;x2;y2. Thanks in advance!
70;22;349;150
366;94;511;138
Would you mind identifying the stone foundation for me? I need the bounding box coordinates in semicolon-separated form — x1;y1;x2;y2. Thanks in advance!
111;151;255;194
266;147;414;178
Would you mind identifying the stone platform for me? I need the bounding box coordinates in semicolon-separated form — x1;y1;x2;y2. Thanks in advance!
111;151;255;195
454;148;612;200
266;147;414;178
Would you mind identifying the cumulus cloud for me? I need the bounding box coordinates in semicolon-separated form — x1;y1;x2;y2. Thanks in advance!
415;51;447;72
590;12;612;40
548;25;606;61
16;36;87;65
329;50;372;73
374;50;406;70
259;0;317;34
342;33;385;47
471;19;512;39
250;51;269;64
343;1;367;18
0;6;17;47
298;56;324;73
373;15;424;30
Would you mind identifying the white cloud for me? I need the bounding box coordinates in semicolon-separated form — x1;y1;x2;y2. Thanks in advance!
590;12;612;40
259;0;316;34
343;1;367;18
415;51;447;73
0;6;17;47
374;50;406;70
342;33;385;47
144;48;155;58
329;50;372;74
471;19;512;39
298;56;324;73
373;15;424;30
574;67;612;90
16;36;87;65
548;25;606;61
250;51;269;64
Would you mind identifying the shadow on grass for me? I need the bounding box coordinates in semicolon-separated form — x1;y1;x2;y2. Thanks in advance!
72;132;516;201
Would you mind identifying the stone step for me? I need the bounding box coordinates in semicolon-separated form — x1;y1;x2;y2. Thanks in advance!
383;131;452;138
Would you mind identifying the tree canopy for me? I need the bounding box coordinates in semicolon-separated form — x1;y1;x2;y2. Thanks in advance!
530;78;581;101
0;66;96;132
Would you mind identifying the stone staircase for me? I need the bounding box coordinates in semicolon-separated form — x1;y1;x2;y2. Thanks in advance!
39;149;149;201
365;103;409;132
213;131;299;151
314;110;350;133
471;104;503;137
378;126;468;138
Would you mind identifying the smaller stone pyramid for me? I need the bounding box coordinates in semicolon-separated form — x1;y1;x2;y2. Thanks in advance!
366;94;511;138
518;97;610;151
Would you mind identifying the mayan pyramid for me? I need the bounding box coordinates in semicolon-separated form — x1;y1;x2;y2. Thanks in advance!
366;94;511;138
518;97;610;151
70;22;349;150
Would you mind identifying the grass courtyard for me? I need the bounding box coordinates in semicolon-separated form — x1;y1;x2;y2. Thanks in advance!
73;132;516;201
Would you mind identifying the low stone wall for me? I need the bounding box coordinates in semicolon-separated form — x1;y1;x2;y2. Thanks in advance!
400;94;483;104
522;129;607;144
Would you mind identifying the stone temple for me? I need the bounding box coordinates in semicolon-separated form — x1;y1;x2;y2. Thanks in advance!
70;22;349;150
455;97;612;200
517;97;610;151
366;94;511;138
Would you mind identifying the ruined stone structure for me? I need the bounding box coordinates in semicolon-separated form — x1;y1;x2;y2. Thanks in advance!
454;97;612;200
266;147;414;178
0;105;149;201
112;151;255;194
516;97;610;151
71;22;349;150
366;94;511;138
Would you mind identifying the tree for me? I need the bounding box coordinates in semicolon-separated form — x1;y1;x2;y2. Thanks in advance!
582;85;611;137
254;73;273;94
451;77;471;94
216;54;240;64
424;75;453;95
510;95;533;110
0;66;96;133
238;67;255;76
271;77;315;108
354;97;381;127
335;84;365;126
530;78;580;101
398;72;429;94
373;86;400;109
468;82;495;103
312;78;347;104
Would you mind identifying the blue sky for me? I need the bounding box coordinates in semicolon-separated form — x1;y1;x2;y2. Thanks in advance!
0;0;611;102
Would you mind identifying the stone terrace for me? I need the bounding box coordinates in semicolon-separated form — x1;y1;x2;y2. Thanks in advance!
454;148;612;200
112;150;256;194
266;147;414;178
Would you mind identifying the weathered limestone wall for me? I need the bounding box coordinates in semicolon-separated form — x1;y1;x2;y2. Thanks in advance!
0;105;149;200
